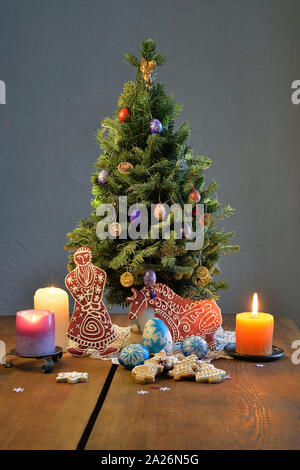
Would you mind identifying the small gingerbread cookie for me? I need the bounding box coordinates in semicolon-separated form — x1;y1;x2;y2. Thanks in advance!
152;350;179;370
168;355;199;381
56;371;89;384
195;363;226;384
132;357;164;384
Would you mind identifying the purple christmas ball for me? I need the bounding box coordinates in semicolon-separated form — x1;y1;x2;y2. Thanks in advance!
150;118;162;135
143;269;157;287
97;169;109;185
129;209;141;223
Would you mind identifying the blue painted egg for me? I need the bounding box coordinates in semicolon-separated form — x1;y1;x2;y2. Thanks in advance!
150;118;163;134
181;335;209;359
118;344;150;370
142;318;173;354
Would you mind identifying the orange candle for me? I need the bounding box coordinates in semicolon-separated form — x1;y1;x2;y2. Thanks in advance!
236;293;274;355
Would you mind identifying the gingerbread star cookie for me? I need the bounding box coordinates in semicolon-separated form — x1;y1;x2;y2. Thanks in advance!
56;371;89;384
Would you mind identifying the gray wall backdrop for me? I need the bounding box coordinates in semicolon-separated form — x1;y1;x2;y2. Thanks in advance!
1;0;300;325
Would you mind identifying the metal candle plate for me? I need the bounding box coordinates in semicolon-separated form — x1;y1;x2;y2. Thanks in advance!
4;346;63;373
224;343;284;362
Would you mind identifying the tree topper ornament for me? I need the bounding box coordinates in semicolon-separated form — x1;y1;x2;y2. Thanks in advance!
140;58;156;89
65;247;118;358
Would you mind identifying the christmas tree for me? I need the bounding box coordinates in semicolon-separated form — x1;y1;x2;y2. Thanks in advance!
65;39;239;307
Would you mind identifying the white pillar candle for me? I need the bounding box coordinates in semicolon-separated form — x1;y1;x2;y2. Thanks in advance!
34;287;69;351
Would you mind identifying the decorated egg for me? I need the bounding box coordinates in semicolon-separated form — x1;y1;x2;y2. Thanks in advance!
153;202;167;221
120;271;134;287
189;189;201;202
118;344;150;370
118;107;131;122
176;159;188;171
181;335;209;359
129;209;141;223
142;318;173;354
97;169;109;185
182;222;192;239
150;118;162;134
143;269;156;287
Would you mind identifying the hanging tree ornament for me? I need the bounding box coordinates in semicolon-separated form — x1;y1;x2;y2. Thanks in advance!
150;118;163;135
98;169;109;185
143;269;157;287
109;222;122;237
176;159;188;171
189;189;201;203
129;209;141;223
196;266;212;287
193;204;201;216
197;266;210;280
140;58;156;89
154;202;167;221
181;222;192;239
118;162;134;174
120;272;134;287
118;107;131;122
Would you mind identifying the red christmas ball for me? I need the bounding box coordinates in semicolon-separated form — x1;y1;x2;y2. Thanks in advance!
118;107;131;122
189;189;201;203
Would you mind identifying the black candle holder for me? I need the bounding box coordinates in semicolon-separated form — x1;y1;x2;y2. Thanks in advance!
4;346;63;373
224;343;284;362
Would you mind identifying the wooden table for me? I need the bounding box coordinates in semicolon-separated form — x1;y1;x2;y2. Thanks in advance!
0;314;300;450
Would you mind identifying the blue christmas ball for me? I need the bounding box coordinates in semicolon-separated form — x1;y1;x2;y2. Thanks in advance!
97;169;109;185
118;344;150;370
129;209;141;223
143;269;156;287
181;335;209;359
150;118;163;134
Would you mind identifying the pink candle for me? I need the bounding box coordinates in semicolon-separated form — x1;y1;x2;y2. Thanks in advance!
16;310;55;356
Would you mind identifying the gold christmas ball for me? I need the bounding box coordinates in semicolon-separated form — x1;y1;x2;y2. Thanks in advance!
120;272;134;287
197;266;210;280
118;162;134;174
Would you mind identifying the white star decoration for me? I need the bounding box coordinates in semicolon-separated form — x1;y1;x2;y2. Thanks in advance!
160;387;170;391
13;387;24;393
137;390;148;395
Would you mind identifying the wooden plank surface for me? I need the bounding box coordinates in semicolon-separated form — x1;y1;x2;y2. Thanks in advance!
86;315;300;450
0;315;114;450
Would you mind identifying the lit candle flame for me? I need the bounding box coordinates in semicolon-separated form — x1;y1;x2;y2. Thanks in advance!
32;314;37;322
252;292;258;318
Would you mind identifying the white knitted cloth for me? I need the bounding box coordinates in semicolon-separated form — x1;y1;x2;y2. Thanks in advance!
72;325;236;362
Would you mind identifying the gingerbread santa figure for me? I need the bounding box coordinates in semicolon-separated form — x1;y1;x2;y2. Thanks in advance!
65;247;118;358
